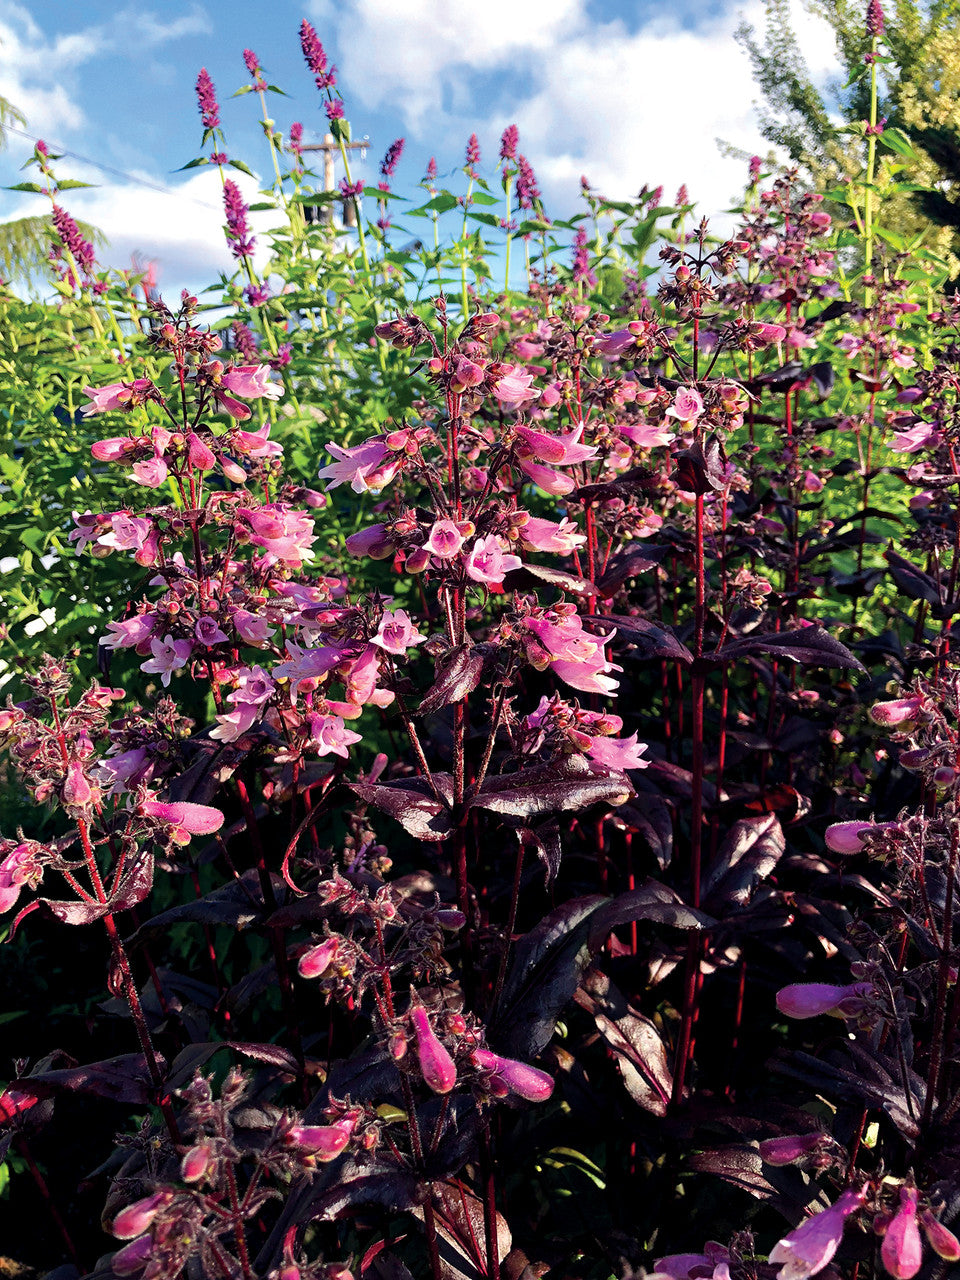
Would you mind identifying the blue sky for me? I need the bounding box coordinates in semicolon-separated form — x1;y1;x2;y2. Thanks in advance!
0;0;838;295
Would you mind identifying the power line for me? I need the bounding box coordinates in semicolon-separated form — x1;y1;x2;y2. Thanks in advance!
3;125;223;210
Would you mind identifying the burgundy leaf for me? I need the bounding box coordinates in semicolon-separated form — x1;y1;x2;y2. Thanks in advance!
419;645;486;715
674;436;726;494
350;776;454;841
575;979;672;1115
127;870;276;947
594;551;657;597
711;625;864;670
472;755;634;820
421;1181;512;1280
702;813;786;909
14;1053;160;1106
500;563;598;596
885;548;943;608
594;615;693;664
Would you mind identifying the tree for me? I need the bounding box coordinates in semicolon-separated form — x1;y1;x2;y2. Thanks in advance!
737;0;960;269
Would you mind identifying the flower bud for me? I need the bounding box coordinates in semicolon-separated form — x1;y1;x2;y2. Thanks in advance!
920;1209;960;1261
112;1234;153;1276
776;981;874;1020
410;1006;457;1094
298;937;340;979
758;1132;828;1166
870;695;925;728
473;1048;554;1101
882;1186;922;1279
286;1123;351;1161
180;1142;213;1183
112;1189;172;1239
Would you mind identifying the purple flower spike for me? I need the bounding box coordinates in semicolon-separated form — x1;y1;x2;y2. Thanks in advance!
195;68;220;131
867;0;885;37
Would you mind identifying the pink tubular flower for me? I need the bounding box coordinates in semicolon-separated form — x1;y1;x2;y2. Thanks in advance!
187;433;216;471
665;386;704;426
882;1187;922;1280
345;523;394;559
619;420;676;449
308;714;362;759
424;519;467;560
83;380;155;417
473;1048;554;1101
273;641;351;699
232;424;283;458
492;365;540;407
890;424;940;453
90;435;136;462
141;636;193;687
869;695;926;727
769;1189;865;1279
584;733;649;771
920;1209;960;1262
131;453;168;489
220;364;282;402
0;845;42;914
519;516;586;554
410;1006;457;1094
318;438;402;493
464;535;522;587
233;609;274;646
824;819;900;854
101;613;157;651
142;800;224;841
371;609;427;654
286;1123;352;1161
775;982;874;1020
525;612;621;696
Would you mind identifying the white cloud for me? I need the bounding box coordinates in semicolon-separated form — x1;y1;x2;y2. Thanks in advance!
316;0;837;218
0;1;210;138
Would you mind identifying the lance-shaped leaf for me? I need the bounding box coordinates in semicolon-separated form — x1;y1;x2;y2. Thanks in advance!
592;614;693;664
674;436;726;494
11;1054;160;1106
416;1181;512;1280
419;644;486;715
702;813;785;909
489;884;709;1058
885;548;944;609
575;976;672;1115
165;1040;299;1093
595;550;657;597
471;755;634;820
500;563;598;596
709;626;864;670
127;869;278;947
350;775;454;841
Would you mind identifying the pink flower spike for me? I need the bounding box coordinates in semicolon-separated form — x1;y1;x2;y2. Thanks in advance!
776;981;874;1020
142;800;224;837
473;1048;554;1101
220;364;283;401
410;1006;457;1094
882;1187;922;1280
371;609;427;654
769;1187;865;1280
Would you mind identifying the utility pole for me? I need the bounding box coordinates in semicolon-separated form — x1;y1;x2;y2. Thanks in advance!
300;133;368;227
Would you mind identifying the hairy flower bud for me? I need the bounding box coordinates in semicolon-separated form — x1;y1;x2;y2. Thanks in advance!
180;1142;213;1184
776;981;874;1020
473;1048;554;1101
298;937;340;979
882;1187;922;1279
920;1209;960;1262
286;1123;352;1161
112;1189;173;1239
410;1006;457;1094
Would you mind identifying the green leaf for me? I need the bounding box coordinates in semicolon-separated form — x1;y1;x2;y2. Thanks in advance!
879;128;921;162
5;182;45;193
228;159;255;177
56;179;95;190
470;191;499;206
176;157;208;171
231;85;254;97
